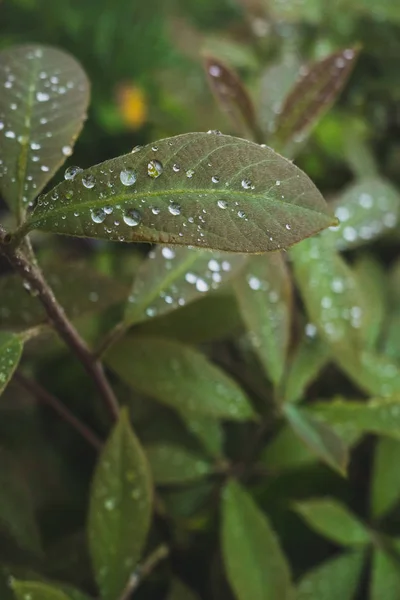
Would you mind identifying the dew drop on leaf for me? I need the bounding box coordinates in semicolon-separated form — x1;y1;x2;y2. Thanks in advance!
123;209;141;227
147;160;163;179
91;208;106;224
241;179;252;190
168;202;181;216
172;163;180;172
82;174;96;189
218;199;228;209
120;169;137;186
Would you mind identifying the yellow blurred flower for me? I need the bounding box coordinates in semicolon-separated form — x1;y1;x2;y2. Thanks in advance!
116;83;147;130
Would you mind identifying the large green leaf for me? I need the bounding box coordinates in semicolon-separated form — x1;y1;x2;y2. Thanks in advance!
0;44;89;218
297;550;365;600
12;581;88;600
180;413;224;458
23;133;335;252
221;480;293;600
284;404;348;475
294;498;370;546
125;245;246;325
88;409;152;600
370;544;400;600
234;253;292;386
0;262;128;330
0;332;23;396
106;335;255;420
329;178;400;251
145;443;212;484
371;437;400;519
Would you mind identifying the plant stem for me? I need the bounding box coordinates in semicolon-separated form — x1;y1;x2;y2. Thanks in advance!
0;228;119;420
119;544;169;600
95;321;127;359
15;372;103;450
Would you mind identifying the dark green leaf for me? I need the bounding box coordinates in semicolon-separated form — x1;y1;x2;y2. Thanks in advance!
167;578;200;600
0;332;23;396
234;253;292;386
180;413;224;458
0;44;89;218
284;404;348;475
294;498;370;546
12;581;84;600
260;425;316;472
145;443;211;484
371;437;400;519
106;335;256;420
88;409;152;600
370;544;400;600
221;480;293;600
297;550;365;600
204;55;262;141
329;178;400;251
24;133;335;252
0;262;128;330
274;48;359;149
124;245;246;325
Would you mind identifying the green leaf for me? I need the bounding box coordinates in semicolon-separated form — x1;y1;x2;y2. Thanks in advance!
337;351;400;398
329;178;400;251
88;408;153;600
167;578;200;600
24;133;335;252
309;398;400;440
0;262;128;330
145;443;211;484
221;480;293;600
203;55;262;141
234;253;292;386
293;498;370;546
284;404;348;475
260;425;316;472
106;335;255;420
353;255;387;349
371;437;400;519
0;44;89;218
180;413;224;458
297;550;365;600
283;331;330;403
274;48;359;150
370;545;400;600
12;581;85;600
0;332;23;396
124;245;246;326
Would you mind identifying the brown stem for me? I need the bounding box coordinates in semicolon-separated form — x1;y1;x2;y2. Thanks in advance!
119;544;169;600
0;228;119;420
15;372;103;451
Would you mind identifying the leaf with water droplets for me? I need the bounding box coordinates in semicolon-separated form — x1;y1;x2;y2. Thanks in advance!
371;543;400;600
12;581;89;600
221;480;294;600
293;498;370;546
297;550;365;600
0;44;89;218
88;409;152;600
371;437;400;519
329;178;400;250
234;253;292;386
105;336;255;420
284;404;348;475
273;48;359;150
124;245;246;325
204;56;262;141
0;332;23;396
167;578;200;600
145;443;212;484
24;133;335;252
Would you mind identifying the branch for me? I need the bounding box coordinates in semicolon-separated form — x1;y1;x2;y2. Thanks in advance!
15;372;103;451
0;228;119;420
119;545;169;600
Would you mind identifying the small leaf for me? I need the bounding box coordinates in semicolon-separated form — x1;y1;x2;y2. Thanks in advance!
88;409;153;600
106;335;255;420
221;480;293;600
167;578;200;600
24;133;335;253
260;425;316;472
293;498;370;546
297;550;365;600
145;443;211;484
330;178;400;251
371;437;400;519
370;544;400;600
0;44;89;218
12;581;84;600
284;404;348;475
180;413;224;458
0;332;23;396
234;253;292;386
274;48;359;149
124;245;246;325
283;331;330;403
353;255;387;349
204;55;262;141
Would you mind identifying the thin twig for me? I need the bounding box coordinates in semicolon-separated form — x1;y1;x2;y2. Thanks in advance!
0;228;119;419
119;544;169;600
15;372;103;451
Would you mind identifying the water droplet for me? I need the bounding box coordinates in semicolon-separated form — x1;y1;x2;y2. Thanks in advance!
82;174;96;189
5;131;15;139
120;168;137;186
104;205;113;214
41;165;49;172
186;169;195;178
162;247;175;259
248;276;262;290
64;166;83;181
196;278;209;292
131;145;142;153
91;208;106;223
285;223;291;230
209;64;221;77
151;207;161;215
212;175;220;184
123;209;141;226
30;142;41;150
152;145;158;152
335;206;350;222
62;145;72;157
241;179;252;189
207;129;222;135
217;199;228;209
172;163;180;172
208;259;220;272
238;210;246;218
36;92;50;102
168;202;181;216
185;272;197;284
148;160;163;179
